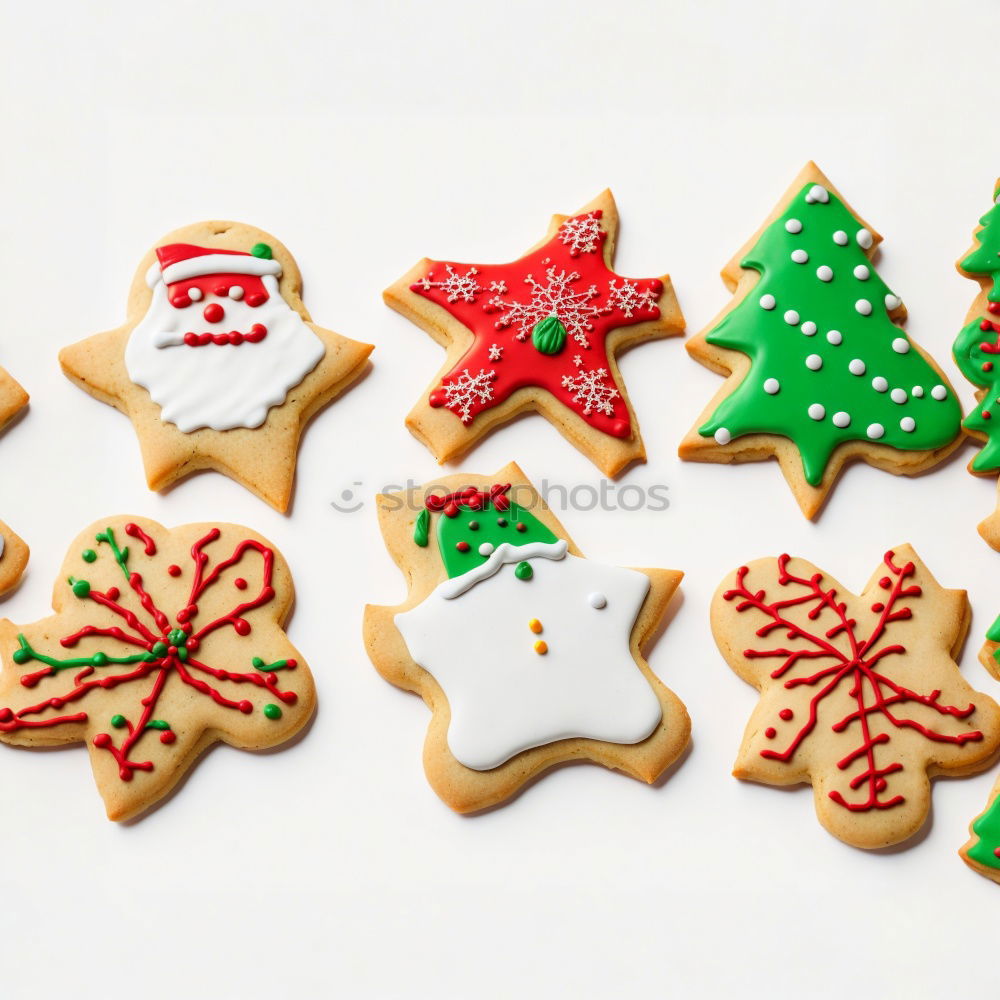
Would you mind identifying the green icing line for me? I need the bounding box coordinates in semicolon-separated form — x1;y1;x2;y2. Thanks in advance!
95;527;131;582
700;182;961;486
414;508;430;547
11;634;155;670
145;719;171;731
251;656;292;672
967;793;1000;871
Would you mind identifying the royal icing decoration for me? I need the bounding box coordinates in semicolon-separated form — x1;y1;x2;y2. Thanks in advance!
394;485;660;770
410;211;664;439
698;182;961;485
125;242;324;432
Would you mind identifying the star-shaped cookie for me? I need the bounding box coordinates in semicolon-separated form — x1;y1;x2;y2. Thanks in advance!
0;367;27;435
363;462;690;812
60;221;373;512
385;192;684;476
0;520;28;597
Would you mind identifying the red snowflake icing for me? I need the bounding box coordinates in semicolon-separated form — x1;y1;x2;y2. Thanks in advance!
0;523;299;781
724;550;982;812
411;210;662;439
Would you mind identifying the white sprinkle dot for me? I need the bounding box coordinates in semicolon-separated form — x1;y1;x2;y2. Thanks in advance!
817;265;833;282
478;542;495;557
885;294;902;310
791;249;809;264
806;185;829;204
763;378;780;395
931;384;947;400
785;219;803;234
890;388;908;404
891;337;910;354
912;386;924;398
856;299;873;315
760;294;776;310
867;423;885;440
714;427;732;445
229;285;245;300
806;354;823;371
834;230;849;245
856;228;874;249
188;287;203;301
849;359;866;375
872;376;889;392
833;411;851;428
588;592;607;609
783;310;799;325
801;321;818;336
900;417;916;432
853;264;870;280
826;330;842;345
808;403;826;421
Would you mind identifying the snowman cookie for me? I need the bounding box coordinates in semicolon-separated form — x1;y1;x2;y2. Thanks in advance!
0;521;28;597
363;463;690;812
384;191;684;477
680;162;962;518
0;367;27;435
60;223;373;511
0;516;315;820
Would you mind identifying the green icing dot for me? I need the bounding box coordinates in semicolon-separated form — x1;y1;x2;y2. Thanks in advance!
514;561;533;581
11;648;29;665
70;579;90;599
151;641;168;659
531;315;568;355
167;628;186;645
92;652;108;666
110;714;127;728
251;242;273;259
81;549;97;563
263;703;282;720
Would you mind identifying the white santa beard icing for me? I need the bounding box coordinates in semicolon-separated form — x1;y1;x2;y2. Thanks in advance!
439;539;568;598
124;277;324;432
395;553;661;770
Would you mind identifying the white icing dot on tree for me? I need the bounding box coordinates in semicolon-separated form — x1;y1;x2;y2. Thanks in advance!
817;265;833;282
856;228;874;249
801;321;818;336
890;388;907;404
912;386;924;397
760;294;776;310
855;299;873;316
808;403;825;421
806;354;823;371
833;411;851;428
785;219;803;234
791;249;809;264
891;337;910;354
867;422;885;439
872;376;889;392
763;377;780;394
900;417;916;432
784;310;800;325
826;330;842;345
806;185;829;204
931;384;947;400
478;542;495;557
849;359;866;375
588;592;608;609
714;427;732;444
833;230;849;245
853;264;870;280
885;294;902;310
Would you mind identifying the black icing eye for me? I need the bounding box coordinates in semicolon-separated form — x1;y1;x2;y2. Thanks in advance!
496;518;508;527
468;521;479;531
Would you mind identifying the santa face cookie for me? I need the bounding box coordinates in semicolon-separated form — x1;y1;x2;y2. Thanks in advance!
364;463;690;812
384;192;684;477
712;546;1000;849
0;367;27;435
680;162;962;519
60;223;372;511
0;521;28;597
0;517;315;820
953;179;1000;549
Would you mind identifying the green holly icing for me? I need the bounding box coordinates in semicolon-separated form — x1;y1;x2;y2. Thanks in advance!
967;792;1000;870
699;182;961;486
145;719;171;731
82;549;97;563
111;714;127;728
251;656;294;672
954;185;1000;473
414;508;430;547
251;242;273;260
435;496;557;580
263;703;282;720
531;315;568;355
69;578;91;599
514;561;533;580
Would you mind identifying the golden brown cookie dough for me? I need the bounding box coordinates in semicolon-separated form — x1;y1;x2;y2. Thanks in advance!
0;520;28;597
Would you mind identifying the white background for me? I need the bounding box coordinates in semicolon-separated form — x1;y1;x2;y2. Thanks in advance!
1;1;998;996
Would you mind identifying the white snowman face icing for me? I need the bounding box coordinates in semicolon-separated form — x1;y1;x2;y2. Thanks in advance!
125;269;324;433
395;547;661;770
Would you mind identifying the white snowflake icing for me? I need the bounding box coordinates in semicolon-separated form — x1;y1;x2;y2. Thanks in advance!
415;265;483;303
572;354;583;367
607;279;659;318
561;367;619;417
488;343;504;361
557;212;604;256
488;264;608;349
440;368;496;423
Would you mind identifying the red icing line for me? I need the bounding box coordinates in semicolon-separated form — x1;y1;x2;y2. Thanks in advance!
426;483;511;515
124;522;157;556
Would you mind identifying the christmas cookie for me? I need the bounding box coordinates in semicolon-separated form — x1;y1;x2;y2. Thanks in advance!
712;545;1000;848
680;162;962;518
953;179;1000;550
60;223;373;511
384;192;684;477
0;520;28;597
363;463;690;812
0;516;314;820
0;366;27;434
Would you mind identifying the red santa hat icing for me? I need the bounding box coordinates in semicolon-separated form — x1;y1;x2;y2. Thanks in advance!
146;243;282;288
